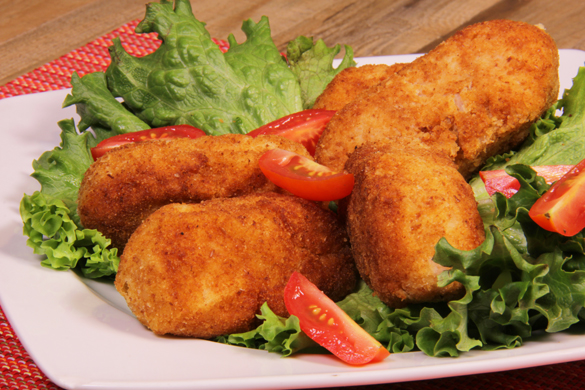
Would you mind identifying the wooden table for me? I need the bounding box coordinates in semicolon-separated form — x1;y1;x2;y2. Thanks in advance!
2;0;585;389
2;0;585;86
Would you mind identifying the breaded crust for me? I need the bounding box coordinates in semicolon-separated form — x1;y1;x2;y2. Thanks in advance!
313;63;405;111
343;140;485;308
115;193;357;338
315;20;560;177
78;134;310;251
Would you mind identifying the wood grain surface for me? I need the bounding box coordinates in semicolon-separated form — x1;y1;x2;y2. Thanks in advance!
1;0;585;86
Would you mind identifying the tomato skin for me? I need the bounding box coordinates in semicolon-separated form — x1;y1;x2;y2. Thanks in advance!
247;109;336;156
91;125;206;160
284;272;390;365
479;170;521;198
529;159;585;236
258;149;354;201
480;165;574;198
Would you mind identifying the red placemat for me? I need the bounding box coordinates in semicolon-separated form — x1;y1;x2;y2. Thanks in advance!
2;17;585;390
0;19;228;99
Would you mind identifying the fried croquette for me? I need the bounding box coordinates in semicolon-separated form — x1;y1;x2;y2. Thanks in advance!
313;63;405;111
342;140;485;308
115;193;357;338
78;134;311;251
315;20;560;178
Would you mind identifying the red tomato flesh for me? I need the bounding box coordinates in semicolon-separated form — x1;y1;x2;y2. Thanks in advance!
480;165;574;198
258;149;354;201
247;109;336;156
529;159;585;236
284;272;390;365
91;125;206;160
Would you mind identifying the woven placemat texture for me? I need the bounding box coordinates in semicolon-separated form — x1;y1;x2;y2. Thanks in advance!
1;306;61;390
0;19;228;99
2;17;585;390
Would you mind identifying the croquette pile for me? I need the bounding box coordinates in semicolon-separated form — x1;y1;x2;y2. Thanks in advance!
77;20;560;338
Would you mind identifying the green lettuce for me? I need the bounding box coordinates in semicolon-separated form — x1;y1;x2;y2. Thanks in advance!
104;2;300;134
21;120;119;278
28;119;97;226
217;303;320;356
63;0;355;135
63;72;150;137
287;35;356;109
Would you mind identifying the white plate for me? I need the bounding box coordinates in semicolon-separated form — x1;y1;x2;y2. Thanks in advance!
1;50;585;390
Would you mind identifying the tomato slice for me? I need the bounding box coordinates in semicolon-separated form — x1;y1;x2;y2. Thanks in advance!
529;159;585;236
284;272;390;365
258;149;354;201
480;165;574;198
247;109;336;156
91;125;206;160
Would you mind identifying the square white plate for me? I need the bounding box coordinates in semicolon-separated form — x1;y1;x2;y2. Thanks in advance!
1;50;585;390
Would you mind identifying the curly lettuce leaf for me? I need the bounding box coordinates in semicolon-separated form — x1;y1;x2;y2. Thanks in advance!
21;191;83;269
287;35;356;109
20;191;119;278
20;119;120;278
216;302;319;356
421;164;585;355
104;0;302;135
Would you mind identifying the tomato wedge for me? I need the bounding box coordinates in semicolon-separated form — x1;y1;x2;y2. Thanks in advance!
529;159;585;236
258;149;354;201
247;109;336;156
480;165;574;198
91;125;206;160
284;272;390;365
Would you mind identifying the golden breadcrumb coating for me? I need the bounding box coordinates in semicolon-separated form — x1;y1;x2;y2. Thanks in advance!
77;134;310;251
342;140;485;308
115;193;357;338
315;20;559;178
313;63;405;111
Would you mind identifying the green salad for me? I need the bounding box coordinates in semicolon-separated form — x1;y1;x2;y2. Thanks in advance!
20;0;585;358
